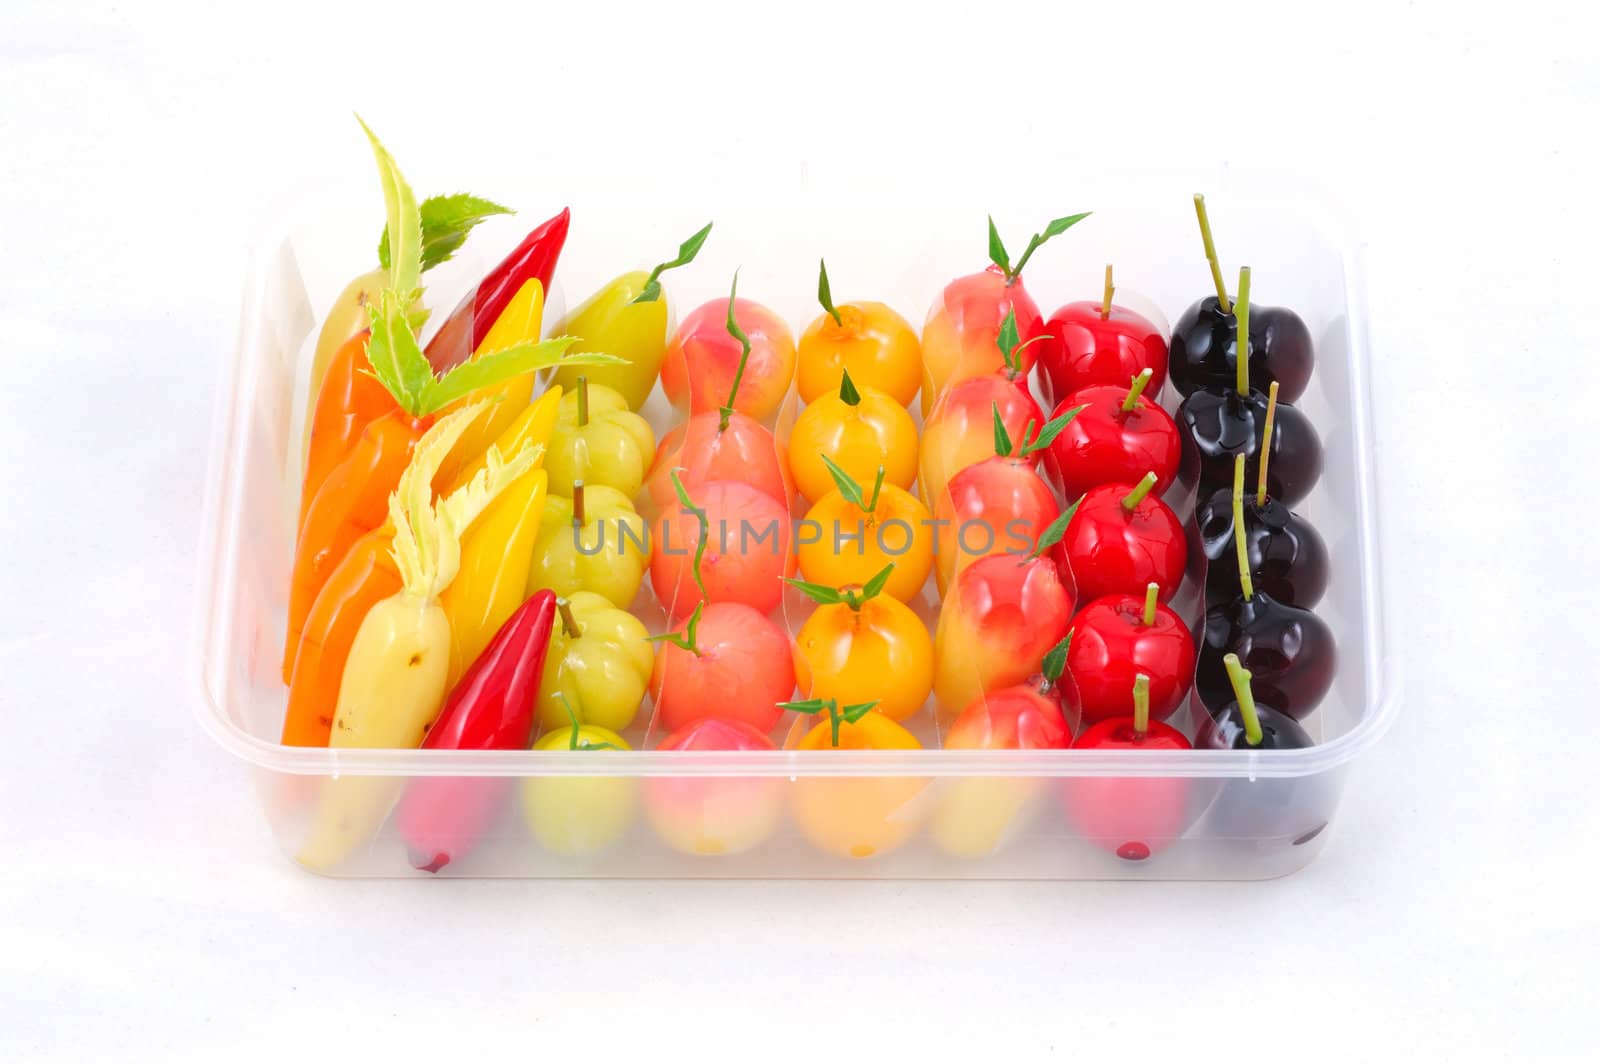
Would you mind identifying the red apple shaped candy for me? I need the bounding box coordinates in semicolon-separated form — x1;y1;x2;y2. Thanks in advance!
931;636;1076;858
660;274;796;422
644;717;783;856
932;402;1081;592
1060;474;1185;604
649;602;797;734
919;213;1090;416
1068;582;1195;724
1036;264;1168;408
644;408;791;516
918;314;1047;506
1045;370;1181;501
1062;675;1192;861
650;472;793;620
932;519;1076;722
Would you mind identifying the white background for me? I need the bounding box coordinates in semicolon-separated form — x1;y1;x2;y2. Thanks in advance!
4;0;1598;1059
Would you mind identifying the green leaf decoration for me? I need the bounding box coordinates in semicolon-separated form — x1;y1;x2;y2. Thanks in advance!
987;215;1011;275
784;577;845;606
363;290;433;413
838;368;861;406
820;454;867;509
419;337;623;413
991;402;1013;458
859;564;894;602
357;116;421;300
632;221;714;304
841;701;879;724
817;258;842;327
997;308;1021;372
1019;404;1088;458
1007;211;1093;282
1041;633;1072;683
379;193;514;273
1031;495;1083;559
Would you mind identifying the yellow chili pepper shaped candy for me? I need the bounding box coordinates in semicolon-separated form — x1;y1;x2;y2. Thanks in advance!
439;466;548;687
550;223;714;410
297;401;539;871
544;377;656;498
434;278;546;487
440;385;561;495
536;592;653;733
525;483;648;607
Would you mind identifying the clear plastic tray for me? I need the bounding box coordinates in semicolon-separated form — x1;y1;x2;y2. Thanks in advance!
191;187;1396;878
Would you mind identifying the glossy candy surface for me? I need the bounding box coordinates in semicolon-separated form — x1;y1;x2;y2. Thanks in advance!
1169;295;1315;403
1196;487;1330;608
1059;481;1186;604
1037;301;1167;408
798;300;921;407
661;297;796;421
1068;593;1194;724
1045;382;1181;501
1194;591;1337;720
1177;386;1323;506
649;602;797;734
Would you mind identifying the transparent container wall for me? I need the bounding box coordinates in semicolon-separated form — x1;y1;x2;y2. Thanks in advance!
194;186;1390;879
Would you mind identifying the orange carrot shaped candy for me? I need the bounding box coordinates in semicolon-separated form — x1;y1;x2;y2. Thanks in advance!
281;117;620;682
280;387;565;747
295;405;540;870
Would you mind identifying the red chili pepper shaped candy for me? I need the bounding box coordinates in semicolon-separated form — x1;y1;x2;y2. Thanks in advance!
396;590;558;872
424;208;571;374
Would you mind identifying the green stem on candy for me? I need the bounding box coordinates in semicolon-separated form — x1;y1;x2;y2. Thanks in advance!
1193;194;1231;313
1142;582;1159;627
817;258;843;327
1234;266;1252;398
1232;454;1254;602
1223;653;1263;746
1101;264;1114;320
667;468;710;603
720;271;752;433
1120;472;1158;512
1256;380;1279;506
556;692;621;751
576;375;589;428
1121;369;1154;413
647;600;705;657
1132;674;1151;736
631;221;714;305
866;465;886;514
